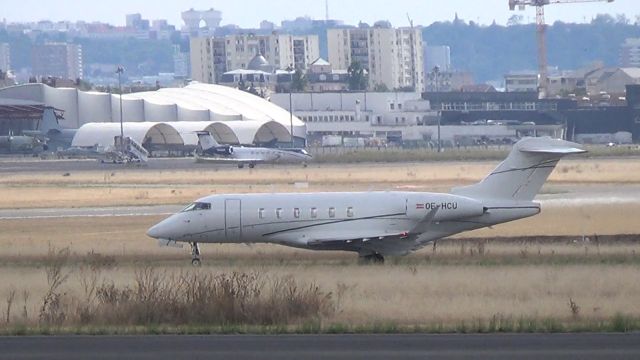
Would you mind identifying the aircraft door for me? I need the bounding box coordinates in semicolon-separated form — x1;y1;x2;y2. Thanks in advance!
224;199;242;242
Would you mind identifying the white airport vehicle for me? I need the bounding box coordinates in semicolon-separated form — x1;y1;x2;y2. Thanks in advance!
148;137;585;265
194;131;312;168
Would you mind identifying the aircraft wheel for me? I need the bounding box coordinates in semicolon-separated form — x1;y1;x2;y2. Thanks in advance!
248;163;255;169
190;242;201;266
238;164;244;169
358;253;385;265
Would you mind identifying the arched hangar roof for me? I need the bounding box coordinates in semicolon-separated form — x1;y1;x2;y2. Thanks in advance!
167;121;239;146
222;120;291;145
163;120;292;146
71;122;183;148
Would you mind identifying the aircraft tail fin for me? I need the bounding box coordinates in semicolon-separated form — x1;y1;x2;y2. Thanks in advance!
40;108;63;133
196;131;219;151
451;137;585;202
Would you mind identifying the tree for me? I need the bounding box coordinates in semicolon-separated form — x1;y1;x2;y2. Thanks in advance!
291;69;308;92
347;61;368;91
373;83;390;92
507;15;523;27
75;78;93;91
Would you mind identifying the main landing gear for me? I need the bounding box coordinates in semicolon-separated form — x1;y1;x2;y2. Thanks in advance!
190;242;201;266
359;253;385;264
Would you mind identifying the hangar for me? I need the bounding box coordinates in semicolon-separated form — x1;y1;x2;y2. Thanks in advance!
72;122;184;153
0;98;64;135
71;120;293;155
0;82;307;147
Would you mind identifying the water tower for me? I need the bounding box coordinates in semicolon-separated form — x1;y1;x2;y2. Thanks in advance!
182;8;222;35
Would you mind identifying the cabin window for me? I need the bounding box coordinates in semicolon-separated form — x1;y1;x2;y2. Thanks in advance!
293;208;300;218
276;208;283;219
329;207;336;218
259;208;265;219
310;207;318;218
347;207;354;218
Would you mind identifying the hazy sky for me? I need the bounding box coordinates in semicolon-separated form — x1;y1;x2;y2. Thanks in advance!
2;0;637;28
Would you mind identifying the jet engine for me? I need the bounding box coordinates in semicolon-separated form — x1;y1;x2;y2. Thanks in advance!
212;145;233;156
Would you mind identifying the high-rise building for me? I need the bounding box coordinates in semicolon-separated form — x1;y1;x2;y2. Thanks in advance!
31;43;83;80
190;37;214;83
173;45;190;78
125;13;149;30
190;33;320;84
0;43;10;73
327;25;424;91
621;38;640;68
424;45;451;72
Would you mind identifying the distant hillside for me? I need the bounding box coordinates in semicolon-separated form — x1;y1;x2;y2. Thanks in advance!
0;30;176;77
2;14;640;84
423;14;640;83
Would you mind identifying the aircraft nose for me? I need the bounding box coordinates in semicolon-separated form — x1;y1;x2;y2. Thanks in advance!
146;220;171;239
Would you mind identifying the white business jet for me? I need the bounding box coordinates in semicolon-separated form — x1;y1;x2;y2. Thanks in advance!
194;131;312;168
148;137;585;265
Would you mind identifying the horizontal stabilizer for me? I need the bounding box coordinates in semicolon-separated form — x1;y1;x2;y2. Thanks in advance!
519;144;586;155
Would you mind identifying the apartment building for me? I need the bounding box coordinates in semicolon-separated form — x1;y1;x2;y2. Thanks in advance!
190;37;214;83
31;43;83;80
0;43;9;73
621;38;640;68
190;33;319;84
327;25;424;91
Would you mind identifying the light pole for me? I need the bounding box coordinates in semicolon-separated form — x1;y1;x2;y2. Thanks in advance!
116;66;125;151
286;65;294;148
432;66;441;153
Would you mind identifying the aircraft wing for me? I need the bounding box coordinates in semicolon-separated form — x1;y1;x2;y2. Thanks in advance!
306;231;415;253
306;230;410;246
194;156;265;164
305;208;443;256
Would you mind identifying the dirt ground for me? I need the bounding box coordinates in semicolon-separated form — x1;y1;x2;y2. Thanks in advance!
1;157;640;209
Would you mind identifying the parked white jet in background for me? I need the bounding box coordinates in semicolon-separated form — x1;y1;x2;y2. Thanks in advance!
194;131;312;168
148;137;585;265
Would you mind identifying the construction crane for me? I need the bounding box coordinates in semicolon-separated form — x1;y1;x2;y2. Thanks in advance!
509;0;614;98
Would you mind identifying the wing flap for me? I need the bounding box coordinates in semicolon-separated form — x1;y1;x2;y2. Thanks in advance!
306;231;409;247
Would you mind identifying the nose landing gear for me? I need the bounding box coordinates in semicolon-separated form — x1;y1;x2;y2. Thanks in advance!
190;242;201;266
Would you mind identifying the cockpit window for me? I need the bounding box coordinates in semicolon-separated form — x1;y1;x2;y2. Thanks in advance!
181;202;211;212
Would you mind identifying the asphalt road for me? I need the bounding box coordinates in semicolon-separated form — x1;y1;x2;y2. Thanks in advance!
0;157;280;173
1;333;639;360
0;205;180;220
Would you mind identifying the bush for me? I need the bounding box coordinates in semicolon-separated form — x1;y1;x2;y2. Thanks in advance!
84;269;334;327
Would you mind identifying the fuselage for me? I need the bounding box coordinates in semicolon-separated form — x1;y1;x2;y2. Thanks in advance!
203;146;312;164
147;191;540;256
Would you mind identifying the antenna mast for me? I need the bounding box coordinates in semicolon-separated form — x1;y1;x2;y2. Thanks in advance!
325;0;329;21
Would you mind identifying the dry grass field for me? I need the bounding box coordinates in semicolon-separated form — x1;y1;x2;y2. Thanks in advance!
1;157;640;209
1;254;639;331
0;157;639;333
